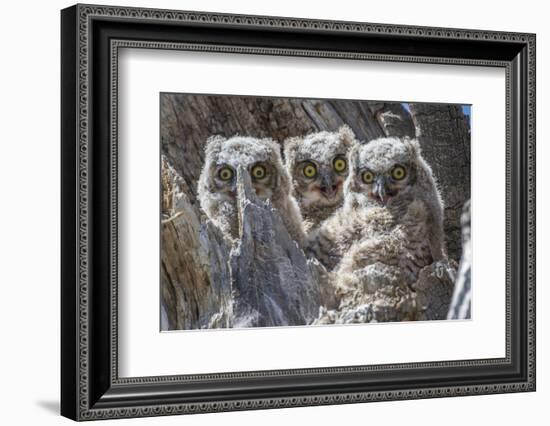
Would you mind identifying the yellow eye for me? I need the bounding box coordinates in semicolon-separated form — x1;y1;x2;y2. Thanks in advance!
362;170;374;184
302;162;317;179
218;166;234;181
391;165;407;181
333;157;347;173
251;164;267;180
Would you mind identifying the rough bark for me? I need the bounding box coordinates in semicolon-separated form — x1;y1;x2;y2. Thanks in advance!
415;262;456;321
230;168;336;327
369;102;416;138
408;104;471;261
447;200;472;319
314;261;456;325
160;158;232;330
161;158;335;330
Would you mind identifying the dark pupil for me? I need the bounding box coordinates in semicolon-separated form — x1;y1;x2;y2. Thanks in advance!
254;167;264;177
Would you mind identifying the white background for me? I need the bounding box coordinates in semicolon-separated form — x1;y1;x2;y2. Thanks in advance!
0;0;546;425
119;50;505;377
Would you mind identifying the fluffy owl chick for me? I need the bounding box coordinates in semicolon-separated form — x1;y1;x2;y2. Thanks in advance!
284;125;357;232
308;137;446;278
198;135;305;245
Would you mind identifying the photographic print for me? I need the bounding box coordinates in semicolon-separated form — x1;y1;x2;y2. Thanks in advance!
160;94;471;331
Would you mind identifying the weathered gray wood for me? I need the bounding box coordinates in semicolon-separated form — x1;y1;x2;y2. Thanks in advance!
161;157;335;330
447;200;472;319
160;157;232;330
415;262;456;321
369;102;416;138
409;104;470;261
314;261;456;324
229;167;331;327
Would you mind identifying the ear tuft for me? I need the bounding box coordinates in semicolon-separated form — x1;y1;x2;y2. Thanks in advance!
205;135;225;154
206;134;225;145
261;137;280;152
282;136;302;163
402;137;421;157
338;124;357;147
347;142;361;171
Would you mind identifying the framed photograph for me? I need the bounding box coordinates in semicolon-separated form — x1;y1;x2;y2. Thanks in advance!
61;4;536;421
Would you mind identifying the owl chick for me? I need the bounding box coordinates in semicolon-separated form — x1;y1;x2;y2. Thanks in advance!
198;135;305;245
284;125;357;232
308;137;446;279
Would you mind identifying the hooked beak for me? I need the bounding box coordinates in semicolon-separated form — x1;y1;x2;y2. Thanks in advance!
372;176;392;204
319;173;338;199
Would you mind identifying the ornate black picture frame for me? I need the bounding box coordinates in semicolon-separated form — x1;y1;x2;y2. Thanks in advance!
61;4;536;421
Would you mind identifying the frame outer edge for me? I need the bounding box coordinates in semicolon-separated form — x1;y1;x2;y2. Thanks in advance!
527;33;536;390
60;4;79;422
67;4;536;420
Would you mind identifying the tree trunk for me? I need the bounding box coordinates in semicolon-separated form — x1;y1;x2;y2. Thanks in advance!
408;104;470;261
160;157;232;330
230;168;334;327
369;102;415;138
161;157;335;330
